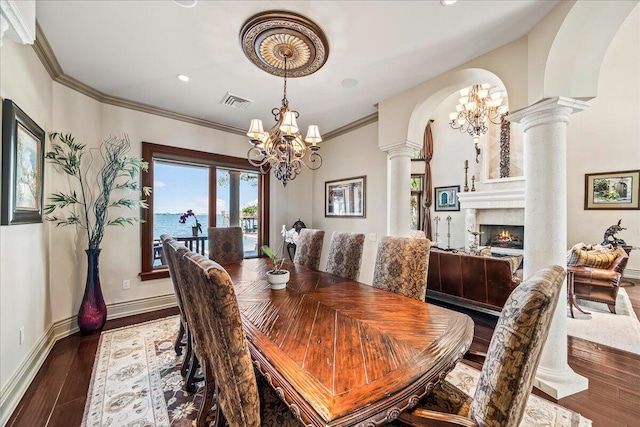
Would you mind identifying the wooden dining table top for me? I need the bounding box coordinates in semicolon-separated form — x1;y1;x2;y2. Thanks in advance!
222;258;474;427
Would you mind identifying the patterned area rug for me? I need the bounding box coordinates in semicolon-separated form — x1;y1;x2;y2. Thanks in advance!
567;288;640;354
82;316;591;427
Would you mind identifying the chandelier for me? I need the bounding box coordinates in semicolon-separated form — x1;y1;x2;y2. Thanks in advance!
240;11;329;187
449;84;508;163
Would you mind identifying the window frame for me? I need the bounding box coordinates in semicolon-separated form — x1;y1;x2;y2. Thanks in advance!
411;174;425;231
139;142;270;281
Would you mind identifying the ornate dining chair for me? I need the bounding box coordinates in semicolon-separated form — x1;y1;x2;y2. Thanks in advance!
372;236;431;301
208;226;245;263
160;234;205;394
293;228;325;270
325;231;366;280
397;265;566;427
179;249;302;427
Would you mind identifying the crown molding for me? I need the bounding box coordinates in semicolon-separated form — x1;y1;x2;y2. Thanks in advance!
31;21;377;141
323;112;378;141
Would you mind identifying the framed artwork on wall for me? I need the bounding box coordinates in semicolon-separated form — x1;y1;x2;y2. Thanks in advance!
325;176;366;217
584;170;640;210
434;185;460;211
1;99;46;225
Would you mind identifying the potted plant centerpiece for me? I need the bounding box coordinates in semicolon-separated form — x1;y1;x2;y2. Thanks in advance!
45;133;150;334
261;225;295;290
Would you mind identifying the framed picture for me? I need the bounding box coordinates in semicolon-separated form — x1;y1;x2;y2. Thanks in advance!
1;99;46;225
434;185;460;211
325;176;366;217
585;170;640;210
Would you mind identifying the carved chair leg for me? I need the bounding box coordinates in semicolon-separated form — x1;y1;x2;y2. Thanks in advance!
181;328;193;378
608;303;616;314
174;321;185;356
185;353;201;394
197;362;221;427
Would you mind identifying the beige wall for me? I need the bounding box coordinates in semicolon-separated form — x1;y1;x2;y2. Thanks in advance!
311;122;386;285
0;39;52;392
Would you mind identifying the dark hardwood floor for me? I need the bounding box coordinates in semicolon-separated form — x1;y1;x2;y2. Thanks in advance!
6;283;640;427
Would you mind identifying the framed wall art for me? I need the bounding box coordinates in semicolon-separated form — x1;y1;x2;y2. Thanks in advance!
1;99;46;225
325;176;366;217
434;185;460;211
585;170;640;210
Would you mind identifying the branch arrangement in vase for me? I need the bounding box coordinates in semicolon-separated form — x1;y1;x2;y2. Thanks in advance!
44;133;151;249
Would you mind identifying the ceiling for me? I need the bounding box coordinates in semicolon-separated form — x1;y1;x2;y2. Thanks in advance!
36;1;559;137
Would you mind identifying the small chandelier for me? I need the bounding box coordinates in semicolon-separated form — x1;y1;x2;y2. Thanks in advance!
246;55;322;187
240;11;329;187
449;84;508;163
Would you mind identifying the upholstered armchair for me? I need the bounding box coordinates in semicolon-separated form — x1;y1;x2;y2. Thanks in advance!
398;265;565;427
372;236;431;301
325;231;365;280
567;246;628;314
294;228;325;270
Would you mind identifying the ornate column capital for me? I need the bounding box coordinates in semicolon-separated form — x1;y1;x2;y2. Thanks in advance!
380;140;421;160
508;97;590;132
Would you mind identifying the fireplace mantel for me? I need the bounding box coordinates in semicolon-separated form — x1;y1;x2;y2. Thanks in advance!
457;189;525;210
457;189;525;252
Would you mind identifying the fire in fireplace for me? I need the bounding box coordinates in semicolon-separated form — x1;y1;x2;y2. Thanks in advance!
479;224;524;249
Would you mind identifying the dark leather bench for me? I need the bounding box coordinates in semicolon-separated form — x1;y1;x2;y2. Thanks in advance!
427;249;521;312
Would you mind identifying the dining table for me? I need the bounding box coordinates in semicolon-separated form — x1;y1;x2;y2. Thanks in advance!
222;258;474;427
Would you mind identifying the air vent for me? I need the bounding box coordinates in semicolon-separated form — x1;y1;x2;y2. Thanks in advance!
220;92;253;110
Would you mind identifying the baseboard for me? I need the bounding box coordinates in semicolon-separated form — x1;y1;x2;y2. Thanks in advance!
0;293;177;426
624;268;639;280
0;325;56;427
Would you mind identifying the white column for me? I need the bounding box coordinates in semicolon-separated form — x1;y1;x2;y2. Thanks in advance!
229;171;240;227
381;141;422;237
509;97;589;399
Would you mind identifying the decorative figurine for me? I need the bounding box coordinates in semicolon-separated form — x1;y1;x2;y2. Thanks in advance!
602;219;627;247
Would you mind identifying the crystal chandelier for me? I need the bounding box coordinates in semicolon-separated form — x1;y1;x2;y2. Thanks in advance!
246;55;322;187
240;11;329;187
449;84;508;163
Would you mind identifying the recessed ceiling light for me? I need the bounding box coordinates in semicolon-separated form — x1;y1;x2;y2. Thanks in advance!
441;0;458;5
341;78;358;88
172;0;197;8
177;74;190;82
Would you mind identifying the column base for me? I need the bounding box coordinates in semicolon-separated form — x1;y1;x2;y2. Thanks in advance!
534;365;588;399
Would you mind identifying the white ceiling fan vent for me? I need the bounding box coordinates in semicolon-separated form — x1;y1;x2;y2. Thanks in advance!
220;92;253;110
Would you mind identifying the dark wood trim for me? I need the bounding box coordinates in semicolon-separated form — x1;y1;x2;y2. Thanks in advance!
259;172;270;250
139;142;269;280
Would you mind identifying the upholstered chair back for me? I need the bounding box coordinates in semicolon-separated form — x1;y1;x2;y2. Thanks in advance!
161;235;189;324
469;265;565;427
293;228;325;270
325;232;365;280
372;236;431;301
179;251;261;427
208;226;244;264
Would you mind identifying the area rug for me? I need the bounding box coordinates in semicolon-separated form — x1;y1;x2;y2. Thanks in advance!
82;316;591;427
567;287;640;355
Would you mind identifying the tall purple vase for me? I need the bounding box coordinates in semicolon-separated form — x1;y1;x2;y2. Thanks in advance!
78;249;107;334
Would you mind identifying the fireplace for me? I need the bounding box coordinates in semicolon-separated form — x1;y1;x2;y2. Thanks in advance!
479;224;524;250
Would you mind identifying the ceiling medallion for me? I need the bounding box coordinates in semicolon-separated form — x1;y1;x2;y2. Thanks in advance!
240;11;329;78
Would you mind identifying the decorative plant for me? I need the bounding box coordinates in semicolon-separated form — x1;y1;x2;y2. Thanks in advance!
179;209;202;234
44;133;150;250
261;225;296;273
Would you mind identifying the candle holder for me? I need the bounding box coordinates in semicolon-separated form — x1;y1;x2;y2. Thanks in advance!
446;215;452;249
434;216;441;248
471;175;476;192
463;162;469;192
467;229;482;255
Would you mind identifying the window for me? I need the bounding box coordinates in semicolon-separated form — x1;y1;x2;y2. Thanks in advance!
140;142;269;280
410;175;424;231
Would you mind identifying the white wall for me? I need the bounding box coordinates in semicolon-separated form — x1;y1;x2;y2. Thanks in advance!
0;39;52;395
311;122;386;285
567;5;640;275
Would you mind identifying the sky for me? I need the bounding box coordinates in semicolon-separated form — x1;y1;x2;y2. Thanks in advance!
153;162;258;215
